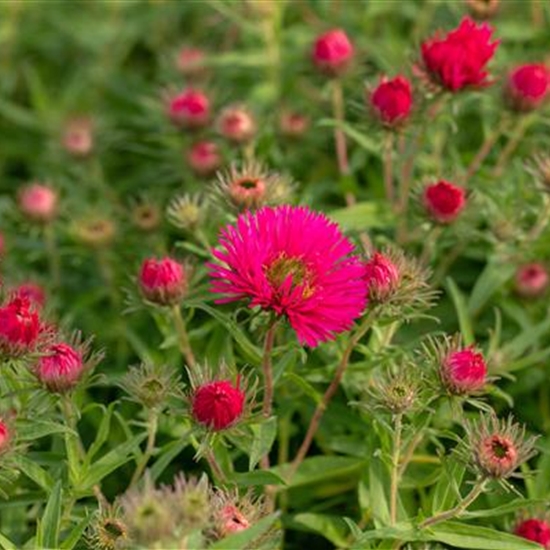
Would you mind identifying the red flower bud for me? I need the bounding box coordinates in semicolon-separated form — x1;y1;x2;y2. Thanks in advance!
168;89;210;128
62;117;94;157
312;29;354;76
441;347;487;394
139;257;187;306
515;263;549;298
18;184;58;223
219;505;250;536
217;106;256;144
186;141;222;177
515;518;550;549
370;76;413;127
279;111;309;139
13;282;46;310
192;380;245;431
36;342;84;392
364;252;400;301
0;419;10;453
421;16;499;91
175;47;206;77
423;180;466;224
0;297;41;356
506;63;550;112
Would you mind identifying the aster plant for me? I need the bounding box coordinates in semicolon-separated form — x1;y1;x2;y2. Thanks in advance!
0;3;550;550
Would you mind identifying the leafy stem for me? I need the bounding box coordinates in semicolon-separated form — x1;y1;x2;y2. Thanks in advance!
129;408;158;487
390;413;403;525
171;305;196;367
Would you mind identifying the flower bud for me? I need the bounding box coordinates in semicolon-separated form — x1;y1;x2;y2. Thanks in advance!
166;193;205;232
18;184;58;223
515;263;549;298
505;63;550;112
441;346;487;395
186;141;222;177
514;518;550;549
131;203;162;232
0;297;41;356
279;111;309;139
217;106;256;144
167;89;210;128
36;342;84;392
423;180;466;224
0;419;10;453
219;505;250;536
72;218;116;248
175;46;206;77
139;257;187;306
12;282;46;310
192;380;245;431
369;76;413;127
312;29;354;77
465;0;500;19
62;117;94;157
364;252;400;302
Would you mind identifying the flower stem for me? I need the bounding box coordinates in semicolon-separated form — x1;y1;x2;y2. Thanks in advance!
206;448;226;483
260;320;278;473
389;413;403;525
290;311;375;476
383;132;396;208
129;409;158;487
171;305;196;367
44;223;61;291
492;115;533;178
419;477;488;529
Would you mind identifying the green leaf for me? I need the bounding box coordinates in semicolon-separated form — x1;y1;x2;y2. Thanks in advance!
318;119;380;154
249;417;277;470
188;303;262;365
0;530;17;550
37;480;63;549
329;201;393;231
430;458;465;514
14;455;54;492
60;516;92;550
79;433;146;490
149;433;193;483
467;261;515;317
289;513;351;547
462;498;546;519
282;372;322;405
208;513;280;550
446;278;474;345
86;403;115;463
231;470;286;487
368;455;391;526
16;420;71;441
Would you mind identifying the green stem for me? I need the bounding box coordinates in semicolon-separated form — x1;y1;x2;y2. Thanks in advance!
389;413;403;525
206;448;226;483
383;132;396;207
492;115;533;178
332;79;349;177
44;223;61;290
130;409;158;487
290;311;376;476
419;478;488;529
171;305;196;367
260;321;278;474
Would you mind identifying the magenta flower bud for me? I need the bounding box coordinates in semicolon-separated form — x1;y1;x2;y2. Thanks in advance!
0;419;10;453
13;282;46;310
364;252;400;301
167;89;210;128
441;347;487;394
370;76;413;127
312;29;354;76
139;257;187;306
192;380;245;431
186;141;222;177
515;518;550;549
515;263;549;298
37;343;84;393
423;180;466;224
18;184;58;223
506;63;550;112
0;297;41;356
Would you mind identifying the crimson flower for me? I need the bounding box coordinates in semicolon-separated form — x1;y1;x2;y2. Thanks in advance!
423;180;466;224
370;76;413;127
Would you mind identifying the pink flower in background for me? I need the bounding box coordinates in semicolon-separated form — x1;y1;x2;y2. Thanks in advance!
515;518;550;549
515;263;549;298
209;205;367;347
18;184;58;223
217;106;256;143
423;180;466;224
0;297;41;356
364;252;400;301
192;380;245;431
139;257;187;306
62;117;94;157
13;282;46;310
0;419;10;453
421;16;499;91
312;29;354;76
370;76;413;127
168;89;210;128
176;46;205;76
506;63;550;111
36;342;84;392
186;141;222;176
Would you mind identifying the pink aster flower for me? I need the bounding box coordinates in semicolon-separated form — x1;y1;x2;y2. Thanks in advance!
209;205;367;347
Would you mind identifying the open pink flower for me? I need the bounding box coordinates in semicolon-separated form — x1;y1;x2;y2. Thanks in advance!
421;16;499;91
209;205;367;347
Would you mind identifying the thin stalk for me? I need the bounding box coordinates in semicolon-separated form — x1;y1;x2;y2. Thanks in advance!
332;79;349;176
260;321;278;472
43;223;61;290
206;448;226;483
420;226;443;266
419;478;488;529
527;193;550;241
383;132;396;207
290;311;376;476
492;115;532;178
129;409;158;486
389;413;403;525
171;305;196;367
